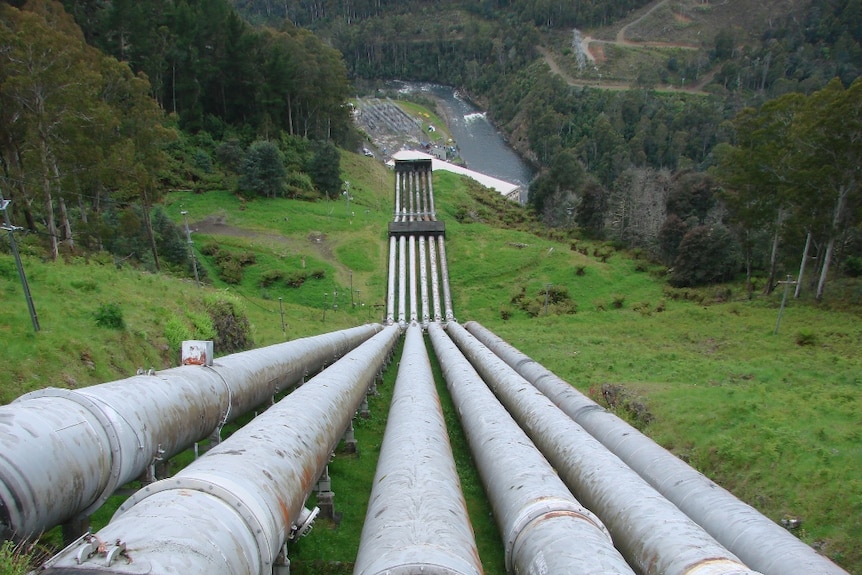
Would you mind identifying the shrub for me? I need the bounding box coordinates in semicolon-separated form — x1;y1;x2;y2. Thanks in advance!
286;270;308;287
200;241;220;256
164;316;193;353
0;540;35;575
70;279;99;292
94;303;125;329
218;258;244;284
500;306;512;320
611;294;626;309
309;268;326;280
205;295;253;353
575;265;586;276
795;330;818;346
844;256;862;277
632;301;652;316
259;269;285;287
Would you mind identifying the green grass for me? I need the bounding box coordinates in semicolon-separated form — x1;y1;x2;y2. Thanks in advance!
1;150;860;574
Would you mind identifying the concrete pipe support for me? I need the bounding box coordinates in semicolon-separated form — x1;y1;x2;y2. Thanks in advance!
354;326;481;575
0;324;381;541
427;323;635;575
39;325;401;575
446;322;761;575
462;320;850;575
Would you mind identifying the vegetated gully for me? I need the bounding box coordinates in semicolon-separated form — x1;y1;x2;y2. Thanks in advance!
1;161;849;575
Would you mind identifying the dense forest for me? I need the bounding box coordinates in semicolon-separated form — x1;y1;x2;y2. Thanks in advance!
1;0;860;298
0;0;350;272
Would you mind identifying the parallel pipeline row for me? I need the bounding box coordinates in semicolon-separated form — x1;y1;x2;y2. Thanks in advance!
0;157;849;575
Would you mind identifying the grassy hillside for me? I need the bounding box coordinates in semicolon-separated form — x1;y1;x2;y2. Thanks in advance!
1;151;860;573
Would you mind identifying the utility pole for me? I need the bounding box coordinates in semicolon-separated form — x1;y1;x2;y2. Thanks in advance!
343;181;351;216
0;195;40;332
774;275;797;335
181;210;200;287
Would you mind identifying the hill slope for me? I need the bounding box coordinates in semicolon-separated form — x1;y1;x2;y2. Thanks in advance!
2;148;861;573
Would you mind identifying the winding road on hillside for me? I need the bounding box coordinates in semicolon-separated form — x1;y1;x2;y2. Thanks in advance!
541;0;713;94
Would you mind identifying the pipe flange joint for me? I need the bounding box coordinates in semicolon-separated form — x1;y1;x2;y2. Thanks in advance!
17;388;124;520
505;497;610;573
113;476;272;572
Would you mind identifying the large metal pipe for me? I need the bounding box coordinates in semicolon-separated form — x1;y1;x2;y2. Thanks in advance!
428;237;442;322
0;324;381;541
446;322;761;575
398;235;406;324
394;169;401;222
427;323;636;575
39;325;401;575
437;236;454;321
386;235;396;324
463;321;851;575
419;236;430;326
354;326;481;575
408;235;417;323
427;168;436;219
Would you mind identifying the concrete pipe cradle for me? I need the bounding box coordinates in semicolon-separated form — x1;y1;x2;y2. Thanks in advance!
39;325;401;575
427;323;635;575
0;324;381;541
446;322;762;575
462;321;851;575
354;326;481;575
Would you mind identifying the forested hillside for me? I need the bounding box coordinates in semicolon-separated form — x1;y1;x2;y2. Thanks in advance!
1;0;353;274
232;0;862;300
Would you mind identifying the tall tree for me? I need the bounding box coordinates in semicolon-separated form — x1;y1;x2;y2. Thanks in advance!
794;78;862;300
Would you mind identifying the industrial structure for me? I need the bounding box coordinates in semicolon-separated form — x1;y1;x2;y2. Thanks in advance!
0;155;849;575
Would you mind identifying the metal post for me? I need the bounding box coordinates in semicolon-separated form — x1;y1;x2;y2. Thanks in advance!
343;181;351;215
544;283;553;316
322;292;328;322
180;210;200;287
774;275;796;335
0;197;40;332
350;270;354;307
278;297;286;339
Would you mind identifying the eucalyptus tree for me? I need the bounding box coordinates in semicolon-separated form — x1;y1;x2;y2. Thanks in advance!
1;1;174;265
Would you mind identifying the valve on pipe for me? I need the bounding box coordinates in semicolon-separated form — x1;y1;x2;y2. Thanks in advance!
37;325;401;575
463;320;851;575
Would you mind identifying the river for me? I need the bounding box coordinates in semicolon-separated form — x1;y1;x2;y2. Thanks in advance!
392;82;534;199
